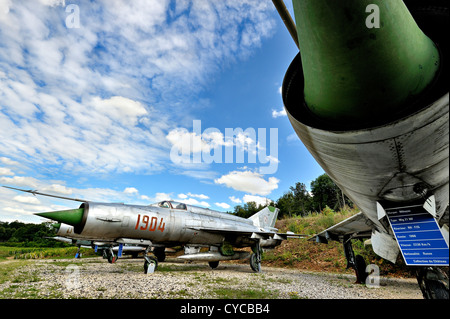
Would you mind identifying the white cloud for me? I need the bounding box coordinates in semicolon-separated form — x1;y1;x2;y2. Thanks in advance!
287;133;298;142
1;157;19;166
123;187;139;195
215;170;279;196
0;167;14;176
43;184;73;195
0;1;276;176
272;108;287;118
13;195;41;205
243;194;271;207
215;202;230;209
183;197;210;208
229;196;242;204
166;128;212;154
0;175;40;188
0;0;12;22
153;192;173;202
176;193;210;207
187;192;209;200
92;96;148;126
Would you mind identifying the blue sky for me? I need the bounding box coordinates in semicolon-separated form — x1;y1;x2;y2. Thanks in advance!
0;0;324;223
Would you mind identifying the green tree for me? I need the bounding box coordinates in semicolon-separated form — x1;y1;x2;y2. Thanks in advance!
289;182;313;216
232;201;272;219
310;173;352;212
276;192;296;218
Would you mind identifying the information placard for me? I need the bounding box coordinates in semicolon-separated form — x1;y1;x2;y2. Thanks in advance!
385;205;449;266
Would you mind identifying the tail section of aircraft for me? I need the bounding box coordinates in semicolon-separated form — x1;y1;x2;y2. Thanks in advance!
248;206;279;229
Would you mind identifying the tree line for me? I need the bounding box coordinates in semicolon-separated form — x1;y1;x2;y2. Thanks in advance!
233;173;353;219
0;221;64;247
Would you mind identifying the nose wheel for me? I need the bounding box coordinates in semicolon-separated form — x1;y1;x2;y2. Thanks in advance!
103;248;118;264
144;256;158;274
250;241;262;273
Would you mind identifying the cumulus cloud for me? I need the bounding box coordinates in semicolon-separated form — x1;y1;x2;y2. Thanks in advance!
215;202;231;209
229;196;242;204
243;194;271;206
183;197;210;208
123;187;139;195
272;108;287;118
215;170;279;196
0;167;14;176
0;0;276;175
92;96;148;126
187;192;209;200
43;184;73;195
13;195;41;205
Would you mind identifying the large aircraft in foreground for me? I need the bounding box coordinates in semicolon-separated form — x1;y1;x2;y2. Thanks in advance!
272;0;448;299
4;186;301;273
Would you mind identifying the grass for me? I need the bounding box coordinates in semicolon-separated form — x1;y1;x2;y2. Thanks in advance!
0;246;97;261
265;206;415;278
0;260;31;284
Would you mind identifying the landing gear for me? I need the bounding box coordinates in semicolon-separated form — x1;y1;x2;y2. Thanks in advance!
103;248;118;264
143;246;159;274
144;256;158;274
75;245;82;259
250;241;262;273
153;247;166;262
343;236;367;284
416;267;449;299
209;261;219;269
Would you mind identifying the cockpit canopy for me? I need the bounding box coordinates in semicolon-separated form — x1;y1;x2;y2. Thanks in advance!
157;201;187;210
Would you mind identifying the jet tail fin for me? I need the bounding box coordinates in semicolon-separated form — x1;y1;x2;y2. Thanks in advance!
248;206;279;228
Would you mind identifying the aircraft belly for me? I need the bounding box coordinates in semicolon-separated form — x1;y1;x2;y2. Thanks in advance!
286;93;449;226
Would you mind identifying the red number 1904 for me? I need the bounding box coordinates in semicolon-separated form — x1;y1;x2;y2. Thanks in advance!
135;214;165;232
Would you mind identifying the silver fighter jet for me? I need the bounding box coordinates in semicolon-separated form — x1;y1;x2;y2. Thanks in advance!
4;186;301;273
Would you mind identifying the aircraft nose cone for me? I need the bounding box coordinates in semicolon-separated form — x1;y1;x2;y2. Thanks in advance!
35;208;84;227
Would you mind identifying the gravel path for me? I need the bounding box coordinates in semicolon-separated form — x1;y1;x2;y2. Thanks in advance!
0;257;422;299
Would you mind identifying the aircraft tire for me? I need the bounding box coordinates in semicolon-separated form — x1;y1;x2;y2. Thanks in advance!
250;253;261;273
144;256;158;274
108;255;117;264
354;255;368;284
417;267;449;299
209;261;219;269
154;247;166;262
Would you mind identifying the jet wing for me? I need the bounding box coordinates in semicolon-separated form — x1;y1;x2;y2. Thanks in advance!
311;212;374;243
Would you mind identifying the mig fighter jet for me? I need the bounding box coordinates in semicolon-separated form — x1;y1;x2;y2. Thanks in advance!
4;186;301;273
